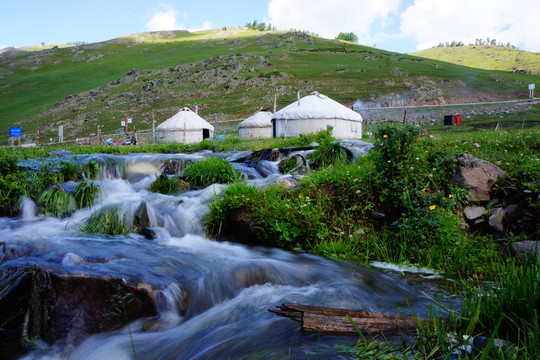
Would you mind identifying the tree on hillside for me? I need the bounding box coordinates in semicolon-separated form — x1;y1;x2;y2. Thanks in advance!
335;32;358;43
245;20;276;31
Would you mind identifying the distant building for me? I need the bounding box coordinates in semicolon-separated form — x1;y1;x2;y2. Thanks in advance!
238;109;273;139
272;92;363;139
155;107;214;144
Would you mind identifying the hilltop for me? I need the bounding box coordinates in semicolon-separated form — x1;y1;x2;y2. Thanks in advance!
413;45;540;75
1;28;539;143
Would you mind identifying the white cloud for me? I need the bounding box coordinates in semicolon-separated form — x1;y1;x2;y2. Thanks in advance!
400;0;540;52
146;4;213;33
267;0;400;42
188;20;214;32
147;4;184;31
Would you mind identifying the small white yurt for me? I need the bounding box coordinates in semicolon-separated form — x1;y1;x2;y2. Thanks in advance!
156;107;214;144
272;91;363;139
237;109;273;139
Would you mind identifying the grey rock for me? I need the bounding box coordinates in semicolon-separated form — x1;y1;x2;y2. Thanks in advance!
452;154;506;202
488;207;505;232
504;204;524;222
463;206;487;220
511;241;540;260
141;227;158;240
472;336;516;358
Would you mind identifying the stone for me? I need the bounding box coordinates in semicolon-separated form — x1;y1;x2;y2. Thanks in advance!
452;154;506;202
472;336;516;358
132;201;151;233
141;227;158;240
463;206;487;220
488;207;505;232
0;265;155;349
511;241;540;260
275;176;300;189
278;154;310;175
371;212;386;220
504;204;524;222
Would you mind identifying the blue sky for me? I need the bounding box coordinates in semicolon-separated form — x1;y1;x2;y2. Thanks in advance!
1;0;539;54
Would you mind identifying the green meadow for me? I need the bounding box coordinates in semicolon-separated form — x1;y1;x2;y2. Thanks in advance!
1;29;539;144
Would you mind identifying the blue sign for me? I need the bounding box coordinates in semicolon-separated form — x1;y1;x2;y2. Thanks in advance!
9;127;22;137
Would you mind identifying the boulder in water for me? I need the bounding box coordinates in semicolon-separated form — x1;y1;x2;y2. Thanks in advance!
0;265;156;352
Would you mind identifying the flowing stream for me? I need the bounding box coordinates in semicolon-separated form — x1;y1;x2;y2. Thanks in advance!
1;146;455;360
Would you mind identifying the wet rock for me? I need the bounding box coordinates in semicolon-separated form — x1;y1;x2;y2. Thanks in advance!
141;227;158;240
132;201;151;233
452;154;506;201
463;206;487;221
161;159;188;175
488;207;505;232
0;265;155;350
472;336;516;358
510;241;540;260
61;252;85;266
278;154;309;175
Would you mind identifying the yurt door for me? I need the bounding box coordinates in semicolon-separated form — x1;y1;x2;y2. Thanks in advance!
203;129;210;139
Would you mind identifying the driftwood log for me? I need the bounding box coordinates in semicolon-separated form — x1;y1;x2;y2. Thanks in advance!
269;303;423;335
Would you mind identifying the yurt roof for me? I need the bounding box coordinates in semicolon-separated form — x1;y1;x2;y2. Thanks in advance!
272;92;362;122
238;109;273;128
157;107;214;131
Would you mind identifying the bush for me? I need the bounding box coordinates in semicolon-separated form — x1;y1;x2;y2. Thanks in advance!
74;180;100;208
81;206;129;235
309;141;349;169
184;157;241;187
38;186;77;218
0;155;19;176
149;174;184;194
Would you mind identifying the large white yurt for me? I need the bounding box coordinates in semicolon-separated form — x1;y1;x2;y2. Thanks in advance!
155;107;214;144
237;109;273;139
272;91;363;139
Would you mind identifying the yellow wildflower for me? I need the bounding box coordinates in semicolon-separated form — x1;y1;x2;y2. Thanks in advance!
429;205;436;211
383;134;388;138
448;194;455;198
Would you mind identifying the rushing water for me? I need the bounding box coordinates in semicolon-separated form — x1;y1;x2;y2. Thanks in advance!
1;145;455;360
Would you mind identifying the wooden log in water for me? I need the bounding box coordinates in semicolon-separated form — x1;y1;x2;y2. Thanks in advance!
269;303;422;335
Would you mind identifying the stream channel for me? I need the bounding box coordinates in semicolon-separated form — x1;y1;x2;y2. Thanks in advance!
1;143;457;359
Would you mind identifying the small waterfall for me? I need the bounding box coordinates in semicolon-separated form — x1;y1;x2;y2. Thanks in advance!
19;196;37;219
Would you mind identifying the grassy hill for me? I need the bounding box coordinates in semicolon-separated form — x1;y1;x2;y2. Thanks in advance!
412;45;540;75
1;28;540;144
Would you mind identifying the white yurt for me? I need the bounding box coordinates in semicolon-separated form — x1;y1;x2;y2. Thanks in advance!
237;109;273;139
155;107;214;144
272;91;363;139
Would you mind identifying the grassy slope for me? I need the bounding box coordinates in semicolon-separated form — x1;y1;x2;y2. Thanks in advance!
1;29;540;143
413;45;540;75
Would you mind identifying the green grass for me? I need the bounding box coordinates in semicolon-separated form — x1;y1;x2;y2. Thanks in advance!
81;206;129;235
413;45;540;75
183;157;242;187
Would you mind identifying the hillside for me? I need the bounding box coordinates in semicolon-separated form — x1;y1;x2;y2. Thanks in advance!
413;45;540;75
1;28;540;144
